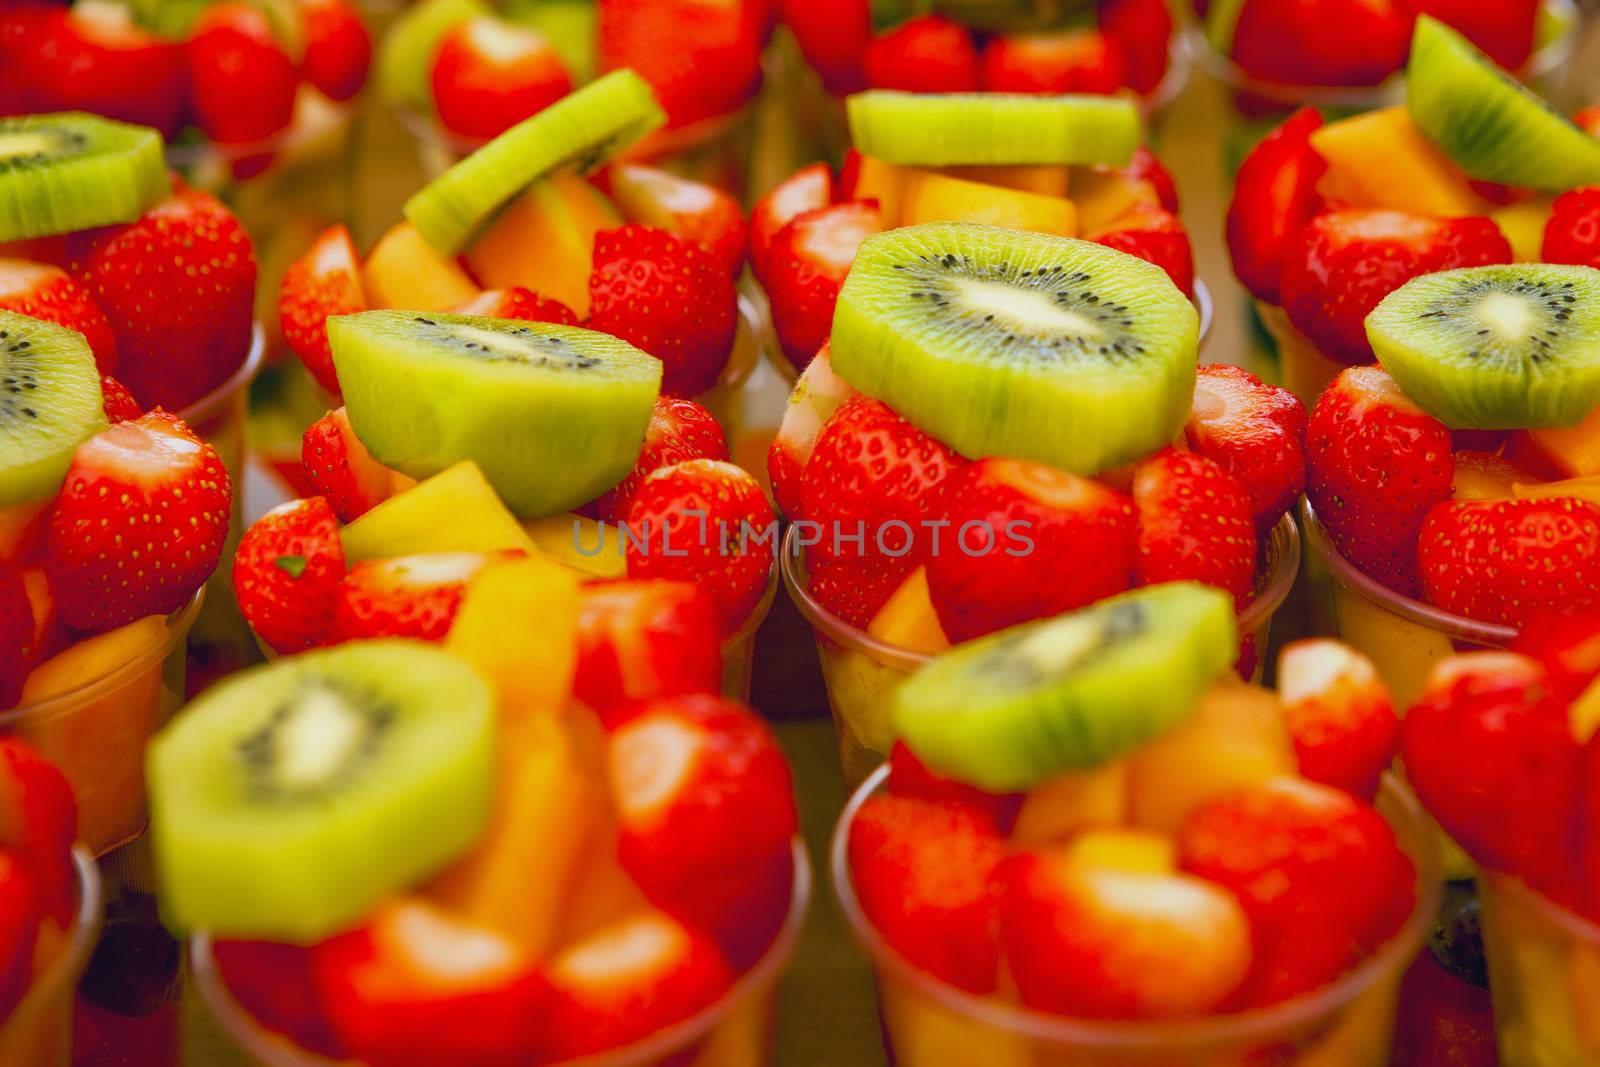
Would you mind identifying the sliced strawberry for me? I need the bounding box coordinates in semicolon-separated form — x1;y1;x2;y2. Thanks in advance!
1231;0;1410;87
1277;639;1399;798
607;163;747;278
1090;204;1194;296
0;571;30;711
887;741;1023;832
23;3;184;139
1185;363;1307;531
594;396;728;522
1132;448;1256;604
300;407;414;523
1120;145;1180;212
0;258;116;373
765;199;883;368
1098;0;1172;94
279;224;366;398
44;412;231;635
215;940;342;1056
0;738;75;926
301;0;372;103
749;163;835;285
184;3;299;147
1576;106;1600;138
863;15;980;92
780;0;869;92
451;287;578;325
1512;606;1600;703
1404;0;1538;71
1225;107;1326;305
767;343;857;518
574;580;722;718
335;552;500;643
98;375;141;423
1542;186;1600;270
430;15;573;141
981;29;1127;95
0;850;40;1021
597;0;761;128
234;497;346;655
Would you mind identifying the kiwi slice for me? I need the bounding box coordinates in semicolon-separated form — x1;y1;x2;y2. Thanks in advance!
0;114;168;242
403;70;665;254
894;583;1238;792
0;312;108;508
147;641;497;943
845;91;1141;168
1366;264;1600;430
329;311;661;518
1407;16;1600;190
377;0;490;110
829;222;1198;474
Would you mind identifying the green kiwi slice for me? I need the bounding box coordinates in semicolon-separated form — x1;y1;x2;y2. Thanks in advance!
377;0;490;111
403;70;665;253
0;312;107;508
830;222;1198;474
0;114;168;242
1366;264;1600;430
329;311;661;517
147;641;497;943
894;583;1238;792
845;90;1141;167
1407;16;1600;190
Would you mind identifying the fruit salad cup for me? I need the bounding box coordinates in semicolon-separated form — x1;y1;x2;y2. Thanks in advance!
832;586;1439;1067
0;847;101;1067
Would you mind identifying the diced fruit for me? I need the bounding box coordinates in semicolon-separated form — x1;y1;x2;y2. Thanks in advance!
19;615;164;704
522;513;625;578
0;737;74;925
607;164;747;278
1009;762;1128;845
939;164;1071;199
574;581;721;717
451;287;578;325
1230;0;1410;87
301;408;415;524
1089;204;1194;296
185;3;299;147
25;2;184;139
1132;448;1256;605
464;175;620;318
0;570;31;710
362;222;480;312
900;170;1077;236
280;225;366;398
1278;640;1398;797
1492;195;1554;261
849;155;913;227
0;850;39;1021
1408;0;1538;71
862;15;979;93
867;567;949;656
780;0;868;93
215;941;341;1056
595;0;761;128
887;741;1022;832
1513;607;1600;704
1450;448;1527;500
1185;362;1307;530
335;552;500;642
767;342;857;518
981;29;1127;95
1066;829;1176;873
749;163;833;284
1544;187;1600;270
339;461;536;561
765;200;884;368
234;498;347;655
0;258;116;374
1225;107;1327;305
1525;401;1600;477
430;15;573;141
1099;0;1172;94
301;0;372;103
444;555;580;716
1310;107;1488;217
1070;167;1162;238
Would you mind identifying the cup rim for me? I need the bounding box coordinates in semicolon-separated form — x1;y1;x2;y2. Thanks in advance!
781;510;1302;669
188;837;814;1067
178;323;267;430
1300;497;1519;647
724;555;782;651
831;764;1442;1049
4;846;104;1035
1479;867;1600;945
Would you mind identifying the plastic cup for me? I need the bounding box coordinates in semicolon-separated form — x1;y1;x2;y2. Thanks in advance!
1478;871;1600;1067
0;848;103;1067
184;838;813;1067
832;764;1441;1067
0;592;204;856
781;513;1302;790
722;560;781;704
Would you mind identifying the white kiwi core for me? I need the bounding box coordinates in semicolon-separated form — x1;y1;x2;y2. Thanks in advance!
954;277;1102;340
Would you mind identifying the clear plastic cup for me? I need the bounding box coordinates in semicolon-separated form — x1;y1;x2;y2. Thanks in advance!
782;513;1302;789
0;592;204;856
832;764;1441;1067
184;838;813;1067
0;848;103;1067
722;560;781;704
1478;871;1600;1067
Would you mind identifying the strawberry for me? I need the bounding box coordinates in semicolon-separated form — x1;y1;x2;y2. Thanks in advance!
279;224;366;398
0;258;116;372
44;412;230;635
925;458;1137;642
71;188;257;412
1121;145;1180;213
622;459;776;632
574;580;722;717
1178;776;1416;1006
430;16;573;141
1226;108;1327;305
451;287;578;326
1512;606;1600;703
1090;204;1194;296
587;224;736;398
22;3;184;139
1133;448;1256;604
0;738;77;926
1578;106;1600;138
98;375;141;423
1186;363;1307;530
1401;652;1579;902
799;394;964;628
1281;209;1513;366
184;3;299;147
0;6;53;115
767;343;856;518
981;29;1127;95
780;0;869;92
300;407;413;523
888;740;1023;832
0;571;29;710
233;497;346;655
750;163;835;287
300;0;372;103
0;851;39;1022
1404;0;1539;71
593;396;728;522
1305;365;1454;596
765;200;883;368
1230;0;1410;87
1391;945;1499;1067
335;552;500;643
1418;497;1600;628
215;941;342;1056
848;793;1005;993
1098;0;1172;94
606;163;747;277
863;15;980;92
597;0;761;128
1277;639;1399;798
1542;186;1600;270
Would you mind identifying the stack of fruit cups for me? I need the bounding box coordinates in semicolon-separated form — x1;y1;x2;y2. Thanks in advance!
833;586;1439;1066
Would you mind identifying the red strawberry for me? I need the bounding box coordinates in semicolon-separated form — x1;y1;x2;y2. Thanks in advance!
1402;652;1579;901
1277;639;1399;798
887;741;1022;832
71;188;257;411
1121;145;1180;213
925;458;1137;642
607;163;747;277
574;580;722;718
1391;945;1499;1067
300;407;414;523
799;394;964;628
1305;365;1454;596
1230;0;1411;87
1132;448;1256;604
23;3;184;139
300;0;372;103
215;941;342;1056
767;343;856;518
1404;0;1538;71
44;412;230;635
0;738;75;926
1098;0;1172;94
185;3;299;147
588;224;736;398
1226;107;1327;304
981;29;1127;95
0;850;40;1021
430;16;573;141
98;375;141;423
749;163;834;286
848;793;1005;993
279;224;366;398
0;258;116;372
1418;497;1600;628
451;287;578;326
1090;204;1194;296
594;396;728;522
622;459;776;633
1512;606;1600;703
1178;776;1416;1006
0;6;54;115
1281;209;1513;366
1577;106;1600;138
597;0;761;128
233;497;346;655
0;571;30;710
780;0;869;92
765;200;883;368
863;15;980;92
335;552;500;643
1185;363;1306;531
1542;186;1600;270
